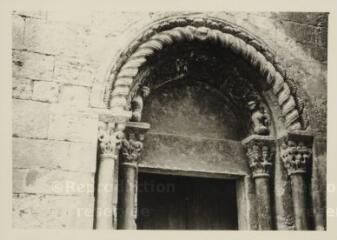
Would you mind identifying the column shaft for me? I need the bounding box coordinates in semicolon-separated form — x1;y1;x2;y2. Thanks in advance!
117;121;150;229
242;135;274;230
280;132;313;230
95;120;124;229
255;177;272;230
119;163;137;229
290;174;308;230
95;154;115;228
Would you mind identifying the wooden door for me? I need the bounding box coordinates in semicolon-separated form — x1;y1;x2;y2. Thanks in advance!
137;172;238;230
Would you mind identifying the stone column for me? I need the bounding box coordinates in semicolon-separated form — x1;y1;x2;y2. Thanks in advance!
118;122;150;229
242;135;275;230
95;121;124;229
280;131;313;230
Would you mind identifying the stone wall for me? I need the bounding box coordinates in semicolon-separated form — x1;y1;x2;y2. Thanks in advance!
12;11;328;228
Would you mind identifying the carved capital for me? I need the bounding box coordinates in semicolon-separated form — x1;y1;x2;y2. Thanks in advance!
242;135;275;178
120;138;144;164
280;131;313;176
97;121;125;158
120;122;150;165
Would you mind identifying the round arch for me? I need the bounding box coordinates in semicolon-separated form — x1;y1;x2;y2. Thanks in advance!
103;15;303;131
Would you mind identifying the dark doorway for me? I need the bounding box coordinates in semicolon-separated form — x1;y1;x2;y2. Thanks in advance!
137;172;238;230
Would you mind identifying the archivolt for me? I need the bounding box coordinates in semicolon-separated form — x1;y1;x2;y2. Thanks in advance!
106;16;302;130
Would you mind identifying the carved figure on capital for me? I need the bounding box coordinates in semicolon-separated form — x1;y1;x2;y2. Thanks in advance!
246;142;273;178
131;86;150;122
281;139;312;175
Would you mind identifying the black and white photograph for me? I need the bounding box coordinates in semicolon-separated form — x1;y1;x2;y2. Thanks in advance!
1;1;336;238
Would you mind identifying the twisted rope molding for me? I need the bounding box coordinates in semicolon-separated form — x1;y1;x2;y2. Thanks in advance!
107;21;302;130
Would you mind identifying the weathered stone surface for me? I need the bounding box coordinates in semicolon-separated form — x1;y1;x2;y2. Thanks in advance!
276;12;328;27
13;99;50;139
311;137;326;229
310;97;327;137
142;82;247;140
12;193;94;228
12;50;55;81
305;45;327;63
32;81;60;103
46;11;93;25
274;17;328;62
58;85;90;108
279;21;327;47
12;77;33;100
12;14;25;50
54;57;95;87
280;57;327;135
13;137;97;173
68;142;97;172
13;168;95;196
48;112;98;143
13;10;48;20
90;12;152;36
24;18;91;57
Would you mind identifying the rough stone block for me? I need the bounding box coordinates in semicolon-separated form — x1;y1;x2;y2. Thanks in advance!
12;14;25;49
313;137;326;198
13;168;95;196
12;193;94;228
58;85;90;108
13;137;97;173
13;137;67;169
12;77;33;99
280;21;327;47
311;97;327;137
13;99;50;139
32;81;60;103
67;142;97;172
12;50;55;81
48;112;98;143
13;10;48;20
277;12;328;27
284;58;326;97
90;12;152;36
24;18;91;57
24;18;59;55
297;44;328;63
89;82;106;108
54;57;94;87
46;11;92;25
